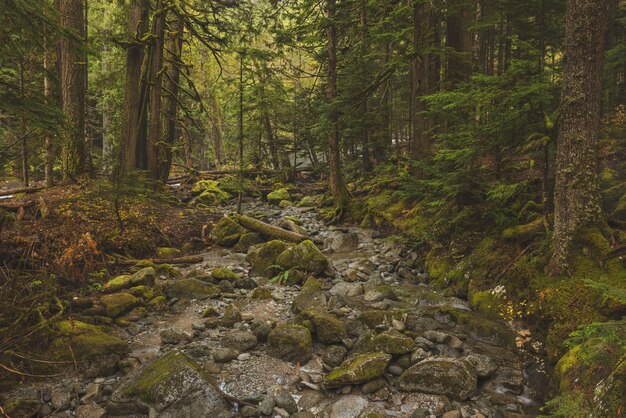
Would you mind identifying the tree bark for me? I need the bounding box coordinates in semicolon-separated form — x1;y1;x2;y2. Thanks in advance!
410;0;432;159
359;0;372;172
208;94;224;168
237;215;308;243
550;0;609;273
159;15;184;182
446;0;473;86
147;0;166;179
264;113;281;169
326;0;349;209
120;0;149;174
58;0;86;179
44;35;55;187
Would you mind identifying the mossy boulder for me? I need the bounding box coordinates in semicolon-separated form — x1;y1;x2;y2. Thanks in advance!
233;232;263;252
276;240;328;274
117;351;228;414
324;352;391;388
501;217;544;241
424;251;452;281
155;247;182;258
365;330;417;355
267;324;312;363
267;188;290;205
438;307;516;350
131;267;157;285
359;310;408;328
129;285;154;300
292;277;327;314
279;200;293;208
301;310;347;344
399;358;477;401
298;196;320;207
102;275;133;292
165;279;220;300
101;293;138;318
50;320;128;362
250;287;272;300
468;288;506;319
190;180;230;207
221;303;242;327
104;267;157;293
211;267;239;281
246;240;291;277
210;217;247;247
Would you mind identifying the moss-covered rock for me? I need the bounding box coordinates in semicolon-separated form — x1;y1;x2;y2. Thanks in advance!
501;217;544;241
118;351;228;414
399;357;477;401
424;251;452;281
233;232;263;252
221;303;242;327
250;287;272;300
364;329;417;355
211;267;239;281
278;200;293;208
267;324;312;363
165;279;220;300
104;267;158;293
298;196;320;207
155;247;182;258
267;188;290;205
301;310;347;344
101;293;138;317
129;285;154;300
210;217;247;247
292;277;327;314
190;180;230;207
50;320;128;361
246;240;291;277
358;310;408;328
438;307;516;350
324;352;391;388
276;240;328;274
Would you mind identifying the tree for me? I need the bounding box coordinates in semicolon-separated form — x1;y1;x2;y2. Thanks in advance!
59;0;87;178
550;0;610;272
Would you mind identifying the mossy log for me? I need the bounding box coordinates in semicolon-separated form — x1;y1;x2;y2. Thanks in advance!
236;215;308;243
0;186;44;197
111;255;203;266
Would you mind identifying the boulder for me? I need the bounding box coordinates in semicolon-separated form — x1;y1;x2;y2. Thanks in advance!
115;351;229;415
223;330;258;351
267;324;312;363
211;267;239;281
234;232;264;252
101;293;138;318
246;240;291;277
210;217;247;247
324;352;392;387
221;303;242;327
103;267;157;292
330;232;359;253
464;353;498;378
399;357;477;401
292;277;327;314
190;180;230;206
165;279;220;300
301;310;347;344
267;188;291;205
50;320;127;362
276;240;328;274
366;330;416;355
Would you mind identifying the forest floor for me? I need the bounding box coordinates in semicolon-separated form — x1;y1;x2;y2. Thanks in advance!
0;175;623;418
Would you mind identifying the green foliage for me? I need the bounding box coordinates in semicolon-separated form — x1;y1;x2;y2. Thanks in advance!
269;265;292;285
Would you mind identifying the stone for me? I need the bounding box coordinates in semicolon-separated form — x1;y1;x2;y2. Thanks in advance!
388;365;404;376
330;232;359;253
292;277;327;314
250;287;272;299
276;240;329;274
49;320;127;362
51;387;71;410
323;345;347;367
250;319;272;342
324;352;391;387
330;282;363;298
165;279;220;300
211;267;239;281
115;351;228;414
246;240;291;277
361;377;386;394
274;389;298;414
237;353;251;361
410;348;430;364
223;330;257;351
81;383;100;402
328;395;368;418
367;329;417;355
399;357;478;401
363;291;384;302
301;310;347;344
75;403;106;418
213;348;239;363
410;408;429;418
258;395;276;415
218;280;235;293
240;405;261;417
185;269;214;283
221;303;242;327
464;354;498;378
100;293;138;318
160;328;191;344
267;324;312;363
234;232;264;252
443;411;461;418
210;217;247;247
267;188;291;204
292;412;315;418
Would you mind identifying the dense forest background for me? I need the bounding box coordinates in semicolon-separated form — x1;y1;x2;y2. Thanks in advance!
1;0;626;416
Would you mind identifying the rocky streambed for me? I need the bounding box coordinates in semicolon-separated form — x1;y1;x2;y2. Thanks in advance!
2;198;548;418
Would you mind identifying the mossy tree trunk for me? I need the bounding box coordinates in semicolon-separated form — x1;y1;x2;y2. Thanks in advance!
59;0;87;179
550;0;609;273
147;0;166;179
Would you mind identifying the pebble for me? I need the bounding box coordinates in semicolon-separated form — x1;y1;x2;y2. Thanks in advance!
361;378;386;395
237;353;251;361
258;395;276;415
213;348;239;363
388;365;404;376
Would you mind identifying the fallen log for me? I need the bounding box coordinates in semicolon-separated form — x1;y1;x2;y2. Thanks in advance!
0;186;44;197
0;200;36;212
110;255;204;266
236;214;308;243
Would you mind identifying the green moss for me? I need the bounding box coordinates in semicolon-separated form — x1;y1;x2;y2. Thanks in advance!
267;188;291;204
210;217;247;247
4;397;41;417
279;200;293;208
190;180;230;206
233;232;263;252
165;279;220;300
365;330;417;355
601;182;626;212
276;240;328;274
246;240;291;277
50;320;127;361
301;310;347;344
438;307;516;349
250;287;272;299
501;217;544;241
324;352;391;387
267;324;312;363
468;289;506;319
211;267;239;281
102;275;132;292
610;193;626;221
155;247;182;258
101;293;138;317
130;285;154;299
149;295;166;307
425;251;452;281
298;196;320;207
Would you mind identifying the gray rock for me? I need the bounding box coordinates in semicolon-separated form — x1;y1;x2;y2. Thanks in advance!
223;330;258;351
323;345;347;368
75;403;106;418
274;389;298;414
160;328;192;345
399;357;477;401
410;348;430;364
51;388;71;410
388;365;404;376
213;348;239;363
267;324;312;363
81;383;100;403
464;354;498;378
410;407;429;418
361;378;386;395
328;395;368;418
330;232;359;253
240;405;261;417
329;282;362;298
250;320;272;342
258;395;276;415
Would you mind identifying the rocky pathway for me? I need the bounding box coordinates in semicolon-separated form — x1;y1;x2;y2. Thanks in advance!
3;198;547;418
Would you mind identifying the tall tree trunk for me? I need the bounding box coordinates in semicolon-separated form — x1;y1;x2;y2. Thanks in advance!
208;94;224;168
327;0;349;209
410;0;432;159
159;15;183;182
82;0;94;176
120;0;149;174
359;0;372;172
44;35;55;187
550;0;609;273
264;113;280;170
58;0;86;179
147;0;166;179
446;0;473;86
19;62;29;187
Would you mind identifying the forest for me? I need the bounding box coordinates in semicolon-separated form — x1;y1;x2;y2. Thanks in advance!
0;0;625;417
